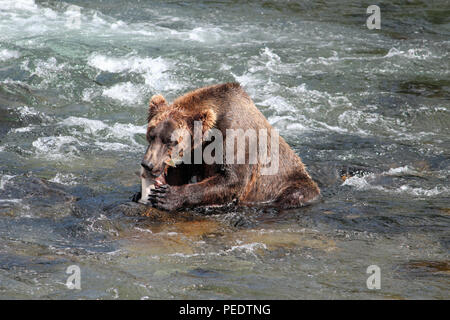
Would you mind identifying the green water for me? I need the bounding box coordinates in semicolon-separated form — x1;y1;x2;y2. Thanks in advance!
0;0;449;299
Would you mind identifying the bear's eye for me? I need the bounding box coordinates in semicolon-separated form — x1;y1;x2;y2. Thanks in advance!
162;136;177;145
147;132;156;142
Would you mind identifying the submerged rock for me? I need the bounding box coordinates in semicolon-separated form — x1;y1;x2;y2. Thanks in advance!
103;201;220;224
398;260;450;276
102;200;258;229
102;201;148;217
0;175;79;217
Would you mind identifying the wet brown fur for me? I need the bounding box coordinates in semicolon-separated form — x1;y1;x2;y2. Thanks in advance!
143;83;320;211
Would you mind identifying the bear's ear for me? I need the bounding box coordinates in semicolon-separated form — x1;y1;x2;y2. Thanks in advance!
148;94;167;122
191;108;217;133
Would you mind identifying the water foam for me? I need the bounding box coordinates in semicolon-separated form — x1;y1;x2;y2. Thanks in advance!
384;48;434;60
0;0;118;39
225;242;267;254
60;116;146;140
305;50;340;66
261;96;296;113
0;175;15;190
50;173;77;185
102;82;144;104
342;168;449;198
16;105;37;117
187;27;223;42
168;242;267;259
32;136;83;159
0;198;22;204
21;57;67;87
0;0;38;12
60;116;108;134
93;141;130;151
385;166;420;176
10;126;35;133
88;53;180;92
0;49;20;61
341;173;381;190
57;116;146;153
397;185;448;197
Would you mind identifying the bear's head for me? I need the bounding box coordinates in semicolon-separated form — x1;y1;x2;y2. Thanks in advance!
141;94;216;184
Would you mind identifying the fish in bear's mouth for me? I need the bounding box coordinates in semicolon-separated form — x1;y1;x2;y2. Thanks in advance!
138;165;167;205
138;163;198;204
153;170;167;187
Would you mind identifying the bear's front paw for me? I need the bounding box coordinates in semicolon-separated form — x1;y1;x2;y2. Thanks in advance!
131;191;142;203
148;185;183;211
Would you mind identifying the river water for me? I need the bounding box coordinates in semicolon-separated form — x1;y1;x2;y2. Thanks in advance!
0;0;449;299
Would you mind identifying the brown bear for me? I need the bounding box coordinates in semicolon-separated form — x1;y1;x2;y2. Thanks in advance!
132;83;320;211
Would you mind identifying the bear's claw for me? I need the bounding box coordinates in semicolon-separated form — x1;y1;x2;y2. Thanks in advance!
148;185;182;211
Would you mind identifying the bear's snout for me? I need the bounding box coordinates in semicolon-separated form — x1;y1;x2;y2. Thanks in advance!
141;161;153;172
